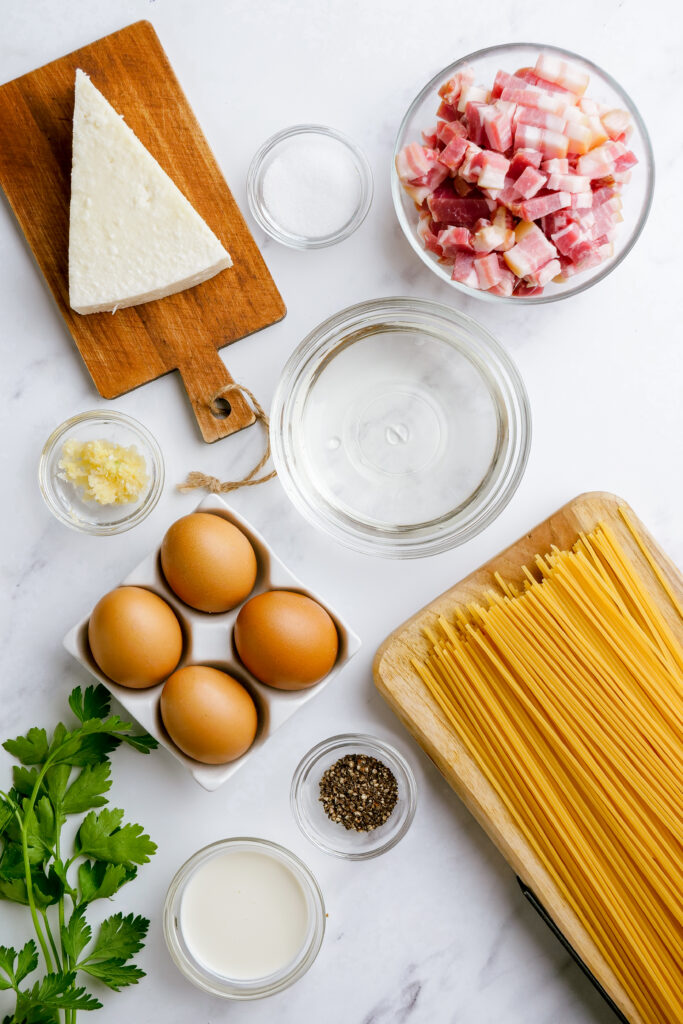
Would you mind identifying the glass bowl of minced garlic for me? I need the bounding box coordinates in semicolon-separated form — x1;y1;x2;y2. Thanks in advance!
39;410;164;534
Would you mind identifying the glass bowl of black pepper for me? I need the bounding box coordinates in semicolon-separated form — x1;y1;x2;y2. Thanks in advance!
291;734;417;859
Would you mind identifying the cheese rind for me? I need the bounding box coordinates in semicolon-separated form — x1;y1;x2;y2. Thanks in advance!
68;69;231;315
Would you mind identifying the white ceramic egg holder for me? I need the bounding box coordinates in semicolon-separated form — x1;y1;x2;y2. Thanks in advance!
63;495;361;791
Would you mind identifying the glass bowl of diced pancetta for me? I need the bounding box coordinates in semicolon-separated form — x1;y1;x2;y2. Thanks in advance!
392;43;654;303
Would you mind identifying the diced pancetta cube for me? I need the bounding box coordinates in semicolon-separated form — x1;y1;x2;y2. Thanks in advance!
472;221;514;252
513;166;547;199
427;187;492;228
438;135;469;171
465;102;487;146
460;142;484;183
519;191;572;220
577;142;620;178
417;212;444;256
451;252;479;287
614;150;638;173
569;192;593;209
493;206;515;231
438;67;476;107
491;70;514;99
526;257;561;286
565;120;593;155
534;53;589;96
396;143;433;183
551;221;585;256
514;67;577;99
504;220;558;277
541;158;569;174
482;101;516;152
422;126;439;148
457;84;488;113
501;86;568;117
474;253;505;289
515;123;569;158
508;149;544;178
473;150;511;189
436;119;468;147
436;101;459;122
546;173;590;193
601;108;633;142
437;225;473;256
516;106;567;134
489;262;517;296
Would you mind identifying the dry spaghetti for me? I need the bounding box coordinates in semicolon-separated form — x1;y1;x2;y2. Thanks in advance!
413;519;683;1024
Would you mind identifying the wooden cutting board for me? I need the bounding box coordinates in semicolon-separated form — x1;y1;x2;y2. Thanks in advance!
0;20;286;442
374;492;683;1024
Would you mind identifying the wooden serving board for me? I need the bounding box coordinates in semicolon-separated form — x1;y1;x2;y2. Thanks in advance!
374;492;683;1024
0;21;286;442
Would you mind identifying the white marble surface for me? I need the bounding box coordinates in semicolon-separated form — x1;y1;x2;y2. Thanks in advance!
1;1;681;1022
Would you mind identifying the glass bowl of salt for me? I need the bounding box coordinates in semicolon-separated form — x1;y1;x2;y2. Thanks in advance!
247;125;373;248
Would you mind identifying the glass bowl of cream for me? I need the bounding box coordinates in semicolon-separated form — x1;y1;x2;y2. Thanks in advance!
39;409;164;535
163;837;325;999
247;125;373;248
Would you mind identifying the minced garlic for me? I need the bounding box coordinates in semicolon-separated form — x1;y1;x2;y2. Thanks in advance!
58;438;149;505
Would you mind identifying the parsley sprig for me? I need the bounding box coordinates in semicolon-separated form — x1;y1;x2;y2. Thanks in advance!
0;685;158;1024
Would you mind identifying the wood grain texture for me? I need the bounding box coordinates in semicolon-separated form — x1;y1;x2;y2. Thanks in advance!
0;21;286;442
374;492;683;1024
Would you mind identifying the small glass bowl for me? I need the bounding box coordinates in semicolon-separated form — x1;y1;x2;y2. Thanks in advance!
291;734;417;860
393;42;655;303
270;297;531;558
163;837;325;1000
247;124;373;248
39;410;164;535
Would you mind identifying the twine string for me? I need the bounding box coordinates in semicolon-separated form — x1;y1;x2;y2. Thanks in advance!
178;382;277;494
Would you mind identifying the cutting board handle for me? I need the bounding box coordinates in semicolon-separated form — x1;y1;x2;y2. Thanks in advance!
177;337;256;443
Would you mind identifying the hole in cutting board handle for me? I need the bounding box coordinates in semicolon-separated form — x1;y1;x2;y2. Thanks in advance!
211;397;232;419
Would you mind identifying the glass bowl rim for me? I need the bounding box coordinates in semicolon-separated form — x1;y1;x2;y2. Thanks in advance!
163;836;326;999
247;123;374;249
391;41;655;305
270;295;532;558
38;409;164;535
290;732;418;860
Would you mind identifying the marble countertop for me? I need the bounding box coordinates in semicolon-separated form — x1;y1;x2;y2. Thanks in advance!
1;1;680;1021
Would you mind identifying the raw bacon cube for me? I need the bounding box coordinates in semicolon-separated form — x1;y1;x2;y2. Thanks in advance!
515;123;569;158
489;262;516;296
501;84;568;116
541;158;569;174
465;102;487;146
513;166;547;199
457;84;488;113
526;258;561;287
427;187;491;228
491;70;514;99
551;221;584;256
504;221;558;277
534;54;589;96
482;101;516;152
519;191;572;220
508;149;544;178
436;101;460;122
437;225;473;256
473;150;511;190
438;135;469;171
438;67;476;107
546;173;590;193
601;108;633;141
460;142;484;183
437;120;468;146
451;252;479;287
474;253;505;289
417;213;444;256
473;222;515;252
516;106;567;134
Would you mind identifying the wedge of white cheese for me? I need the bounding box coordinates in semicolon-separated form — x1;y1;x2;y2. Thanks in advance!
68;69;232;315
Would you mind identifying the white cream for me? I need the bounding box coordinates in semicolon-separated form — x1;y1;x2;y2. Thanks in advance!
180;850;310;980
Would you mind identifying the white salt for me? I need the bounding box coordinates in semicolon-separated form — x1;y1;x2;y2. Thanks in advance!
261;134;362;240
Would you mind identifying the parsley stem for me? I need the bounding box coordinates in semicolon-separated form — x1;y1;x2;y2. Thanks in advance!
41;907;62;970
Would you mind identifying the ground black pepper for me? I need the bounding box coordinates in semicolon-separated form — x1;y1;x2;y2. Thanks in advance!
318;753;398;831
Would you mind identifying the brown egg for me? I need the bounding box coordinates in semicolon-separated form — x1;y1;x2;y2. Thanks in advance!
88;586;183;689
234;590;339;690
160;513;257;613
160;665;258;764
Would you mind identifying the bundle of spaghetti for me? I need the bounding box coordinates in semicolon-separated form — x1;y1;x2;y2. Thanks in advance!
413;517;683;1024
